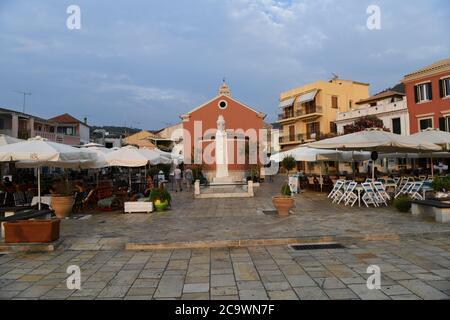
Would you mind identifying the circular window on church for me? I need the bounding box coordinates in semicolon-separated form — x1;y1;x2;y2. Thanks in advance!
218;100;228;109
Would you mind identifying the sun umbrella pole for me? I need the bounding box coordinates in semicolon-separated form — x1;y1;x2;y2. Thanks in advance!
38;167;41;211
431;155;434;179
319;163;323;192
129;168;131;191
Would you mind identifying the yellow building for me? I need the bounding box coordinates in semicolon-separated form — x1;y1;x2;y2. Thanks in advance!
277;79;370;150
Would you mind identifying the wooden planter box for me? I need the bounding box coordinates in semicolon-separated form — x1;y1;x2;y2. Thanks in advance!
4;220;60;243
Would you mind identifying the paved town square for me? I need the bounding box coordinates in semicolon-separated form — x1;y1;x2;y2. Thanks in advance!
1;179;449;300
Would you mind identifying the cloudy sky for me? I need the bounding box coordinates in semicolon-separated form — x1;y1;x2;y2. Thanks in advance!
0;0;449;129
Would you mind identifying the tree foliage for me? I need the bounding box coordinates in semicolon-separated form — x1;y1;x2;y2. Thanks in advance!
344;116;389;134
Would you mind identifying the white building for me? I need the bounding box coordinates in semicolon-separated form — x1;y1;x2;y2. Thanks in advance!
335;91;410;136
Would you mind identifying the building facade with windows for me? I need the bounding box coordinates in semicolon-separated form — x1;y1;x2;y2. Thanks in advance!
48;113;90;145
277;79;370;150
335;90;410;136
181;82;267;181
0;108;89;145
403;58;450;133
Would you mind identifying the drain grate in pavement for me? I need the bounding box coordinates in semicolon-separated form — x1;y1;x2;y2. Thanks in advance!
262;210;278;216
290;243;346;250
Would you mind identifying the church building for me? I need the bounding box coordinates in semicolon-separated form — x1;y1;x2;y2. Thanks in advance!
180;82;267;182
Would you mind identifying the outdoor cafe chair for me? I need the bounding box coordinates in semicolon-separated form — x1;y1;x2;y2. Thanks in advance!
343;181;359;207
408;182;424;200
361;182;381;207
328;180;344;199
372;181;389;206
13;191;31;207
394;181;414;199
335;181;357;205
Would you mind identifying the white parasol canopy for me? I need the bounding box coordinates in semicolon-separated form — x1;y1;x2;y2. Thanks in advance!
0;134;23;146
104;146;172;167
270;147;370;163
307;128;442;152
411;128;450;150
0;136;98;209
308;128;442;179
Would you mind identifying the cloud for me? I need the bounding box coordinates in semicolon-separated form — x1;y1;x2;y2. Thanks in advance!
97;83;195;105
0;0;448;127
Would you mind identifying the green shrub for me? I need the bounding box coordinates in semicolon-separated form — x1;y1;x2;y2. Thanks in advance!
149;187;172;206
432;175;450;192
393;195;411;213
281;184;292;196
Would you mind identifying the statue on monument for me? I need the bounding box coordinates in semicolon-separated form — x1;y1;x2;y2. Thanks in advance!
215;115;229;179
217;115;225;132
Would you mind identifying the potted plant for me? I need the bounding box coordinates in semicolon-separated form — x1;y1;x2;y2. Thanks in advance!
51;179;75;219
393;195;411;213
149;187;172;212
272;155;296;217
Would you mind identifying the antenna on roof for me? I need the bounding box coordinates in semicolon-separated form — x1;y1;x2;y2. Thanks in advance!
14;90;32;113
331;73;339;81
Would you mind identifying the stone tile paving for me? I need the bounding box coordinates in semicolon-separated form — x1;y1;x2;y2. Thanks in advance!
0;235;449;300
54;175;450;251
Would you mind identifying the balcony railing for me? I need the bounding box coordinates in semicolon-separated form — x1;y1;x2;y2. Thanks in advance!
278;105;323;121
306;131;324;140
279;134;305;144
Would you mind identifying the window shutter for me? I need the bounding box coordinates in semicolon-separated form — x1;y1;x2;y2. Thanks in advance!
427;82;433;100
439;117;446;131
414;85;419;103
439;79;444;98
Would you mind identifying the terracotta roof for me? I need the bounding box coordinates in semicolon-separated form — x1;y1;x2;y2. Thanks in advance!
49;113;83;124
356;90;405;105
404;58;450;82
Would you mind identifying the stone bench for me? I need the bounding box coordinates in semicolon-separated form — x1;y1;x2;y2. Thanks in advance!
411;200;450;223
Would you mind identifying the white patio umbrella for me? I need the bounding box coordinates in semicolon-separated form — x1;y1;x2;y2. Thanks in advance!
0;136;98;209
411;128;450;150
411;129;450;177
0;134;23;146
104;146;173;188
80;142;105;148
307;128;441;179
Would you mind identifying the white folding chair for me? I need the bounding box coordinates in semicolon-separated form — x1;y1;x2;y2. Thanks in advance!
328;180;344;199
394;181;413;199
361;182;380;207
343;181;359;207
372;181;389;206
408;182;424;200
333;181;354;204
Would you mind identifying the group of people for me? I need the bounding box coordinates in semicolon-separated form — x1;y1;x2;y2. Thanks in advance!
170;166;193;192
145;166;194;195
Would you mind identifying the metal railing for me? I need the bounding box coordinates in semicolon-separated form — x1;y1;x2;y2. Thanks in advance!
278;105;323;121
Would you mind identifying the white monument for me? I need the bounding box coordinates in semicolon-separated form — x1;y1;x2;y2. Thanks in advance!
213;115;232;183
